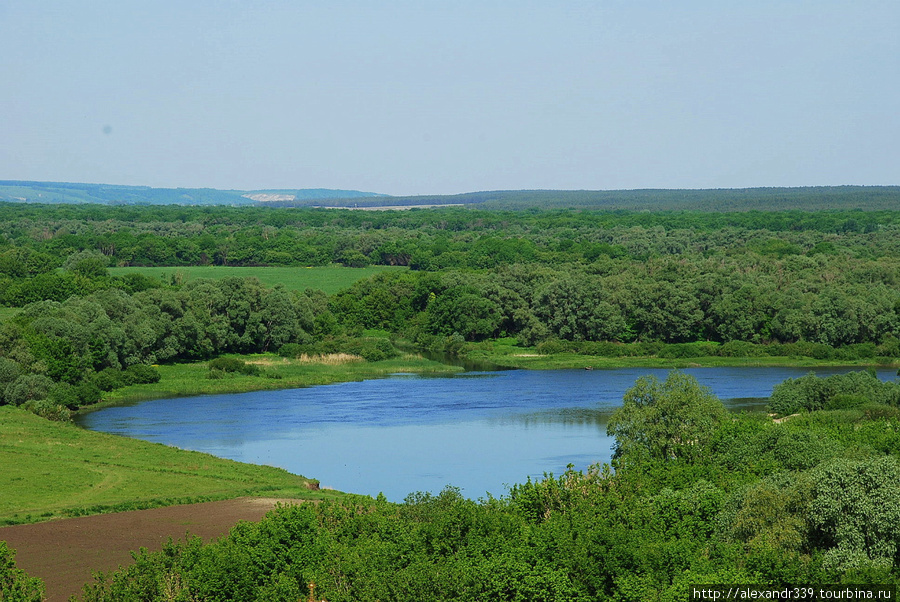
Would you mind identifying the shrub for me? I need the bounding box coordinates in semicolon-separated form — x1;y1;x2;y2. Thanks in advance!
92;368;125;392
276;343;304;359
536;339;569;355
22;398;72;422
658;342;719;359
0;357;22;387
358;338;397;362
47;383;80;410
768;371;900;415
207;357;260;376
0;540;44;600
123;364;161;385
718;341;763;357
3;374;53;407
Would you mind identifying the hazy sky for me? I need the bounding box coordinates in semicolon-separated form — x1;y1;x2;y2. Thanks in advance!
2;1;898;196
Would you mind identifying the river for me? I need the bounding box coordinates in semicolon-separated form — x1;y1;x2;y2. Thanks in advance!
76;366;898;502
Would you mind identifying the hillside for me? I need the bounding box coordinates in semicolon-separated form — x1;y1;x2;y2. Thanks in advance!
3;181;900;210
270;186;900;211
0;181;387;206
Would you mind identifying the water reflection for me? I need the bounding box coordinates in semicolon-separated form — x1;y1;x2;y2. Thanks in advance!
494;408;612;429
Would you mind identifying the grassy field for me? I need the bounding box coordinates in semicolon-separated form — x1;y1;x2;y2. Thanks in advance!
108;265;406;294
0;405;336;526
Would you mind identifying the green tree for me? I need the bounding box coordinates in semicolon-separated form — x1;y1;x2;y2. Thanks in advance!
810;457;900;573
0;541;44;601
607;371;727;462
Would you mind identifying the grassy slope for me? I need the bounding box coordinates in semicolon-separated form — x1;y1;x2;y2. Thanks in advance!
108;265;406;295
2;355;458;525
0;405;333;526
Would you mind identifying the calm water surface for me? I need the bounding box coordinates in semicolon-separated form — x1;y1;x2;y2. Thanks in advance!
77;366;898;501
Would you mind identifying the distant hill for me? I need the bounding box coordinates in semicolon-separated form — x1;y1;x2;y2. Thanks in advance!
271;186;900;211
1;181;898;211
0;181;388;206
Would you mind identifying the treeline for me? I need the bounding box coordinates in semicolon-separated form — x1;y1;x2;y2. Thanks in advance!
52;371;900;601
0;277;329;419
1;203;899;272
335;261;900;349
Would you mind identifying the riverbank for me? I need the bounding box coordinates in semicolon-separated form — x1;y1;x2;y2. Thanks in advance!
81;347;899;413
82;352;462;412
456;340;900;371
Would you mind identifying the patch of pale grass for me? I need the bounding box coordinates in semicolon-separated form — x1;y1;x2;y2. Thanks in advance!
296;353;364;365
245;357;289;366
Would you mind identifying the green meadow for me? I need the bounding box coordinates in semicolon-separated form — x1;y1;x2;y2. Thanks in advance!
0;405;335;526
108;265;406;294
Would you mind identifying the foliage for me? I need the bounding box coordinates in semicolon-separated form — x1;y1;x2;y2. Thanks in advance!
0;541;43;602
768;371;900;415
607;371;728;461
810;457;900;572
208;356;261;376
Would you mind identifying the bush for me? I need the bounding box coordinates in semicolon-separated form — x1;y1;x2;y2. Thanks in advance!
658;342;719;359
207;357;260;376
92;368;125;392
0;540;44;600
535;339;569;355
718;341;763;357
0;357;22;388
207;369;227;380
122;364;161;385
46;381;102;410
768;371;900;415
276;343;304;359
3;374;53;407
358;338;398;362
825;394;868;410
47;383;80;410
22;398;72;421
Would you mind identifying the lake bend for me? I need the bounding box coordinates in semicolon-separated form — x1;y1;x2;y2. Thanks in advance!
77;366;899;502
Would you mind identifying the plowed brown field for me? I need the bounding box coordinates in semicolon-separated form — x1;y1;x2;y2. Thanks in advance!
0;497;299;602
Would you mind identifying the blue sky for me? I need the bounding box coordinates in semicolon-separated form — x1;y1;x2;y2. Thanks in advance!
2;1;898;196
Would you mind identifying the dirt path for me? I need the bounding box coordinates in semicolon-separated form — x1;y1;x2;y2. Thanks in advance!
0;497;300;602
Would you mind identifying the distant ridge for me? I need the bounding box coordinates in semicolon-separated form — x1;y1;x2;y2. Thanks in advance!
268;186;900;211
0;181;388;206
1;181;898;211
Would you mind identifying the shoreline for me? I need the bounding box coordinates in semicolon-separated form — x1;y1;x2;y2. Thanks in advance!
77;350;899;416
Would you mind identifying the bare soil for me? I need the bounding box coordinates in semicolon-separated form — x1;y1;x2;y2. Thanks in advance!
0;497;300;602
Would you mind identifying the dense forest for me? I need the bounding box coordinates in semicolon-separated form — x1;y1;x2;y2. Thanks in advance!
2;200;900;599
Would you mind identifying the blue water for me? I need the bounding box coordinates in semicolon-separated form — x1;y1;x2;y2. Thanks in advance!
77;366;898;502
